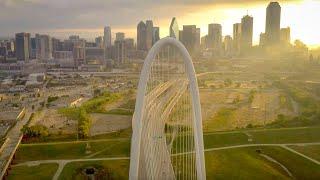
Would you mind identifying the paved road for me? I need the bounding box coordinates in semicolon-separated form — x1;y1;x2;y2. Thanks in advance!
0;109;32;178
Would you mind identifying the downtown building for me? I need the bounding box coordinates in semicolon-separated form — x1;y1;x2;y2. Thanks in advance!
153;27;160;45
207;23;222;57
35;34;53;61
265;2;281;46
280;27;291;45
137;20;159;57
169;17;179;40
145;20;154;50
240;15;253;55
104;26;112;48
223;35;233;58
233;23;242;56
15;32;31;61
137;21;147;51
181;25;200;55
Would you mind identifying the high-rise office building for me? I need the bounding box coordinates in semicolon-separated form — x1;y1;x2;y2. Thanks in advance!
36;34;52;60
116;32;125;41
233;23;241;55
280;27;291;45
179;30;184;42
15;32;31;61
95;36;104;48
104;26;112;48
224;35;233;57
259;33;267;47
208;23;222;56
169;17;179;40
30;37;37;59
265;2;281;45
201;35;208;50
146;20;154;50
240;15;253;53
181;25;197;54
152;27;160;45
124;38;135;50
114;40;126;64
196;28;201;52
137;21;147;51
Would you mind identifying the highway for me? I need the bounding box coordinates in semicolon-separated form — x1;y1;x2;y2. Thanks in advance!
0;108;32;179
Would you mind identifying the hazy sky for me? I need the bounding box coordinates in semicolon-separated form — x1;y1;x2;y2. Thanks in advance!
0;0;319;47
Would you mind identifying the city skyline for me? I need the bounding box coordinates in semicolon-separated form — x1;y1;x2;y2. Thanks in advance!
0;0;319;48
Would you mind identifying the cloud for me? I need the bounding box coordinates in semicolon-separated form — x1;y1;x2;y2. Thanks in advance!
0;0;300;38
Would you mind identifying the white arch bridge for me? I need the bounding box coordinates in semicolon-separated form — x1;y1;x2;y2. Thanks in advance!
129;37;206;180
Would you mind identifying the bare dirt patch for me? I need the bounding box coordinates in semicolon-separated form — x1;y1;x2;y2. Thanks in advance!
89;113;132;136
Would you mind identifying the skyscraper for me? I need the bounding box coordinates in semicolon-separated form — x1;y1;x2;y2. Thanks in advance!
104;26;112;48
208;23;222;56
116;32;125;41
201;35;208;50
153;27;160;45
240;15;253;53
233;23;241;55
169;17;179;40
95;36;104;48
280;27;291;45
15;32;31;61
114;40;126;64
146;20;154;50
265;2;281;45
137;21;147;51
35;34;52;60
195;28;201;52
224;35;233;57
181;25;197;54
259;33;267;47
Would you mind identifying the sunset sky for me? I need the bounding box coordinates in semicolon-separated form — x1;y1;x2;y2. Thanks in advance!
0;0;319;48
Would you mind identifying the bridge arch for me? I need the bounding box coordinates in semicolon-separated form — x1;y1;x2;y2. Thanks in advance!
129;37;206;180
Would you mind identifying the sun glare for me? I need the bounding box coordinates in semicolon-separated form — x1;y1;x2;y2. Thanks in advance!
166;0;320;47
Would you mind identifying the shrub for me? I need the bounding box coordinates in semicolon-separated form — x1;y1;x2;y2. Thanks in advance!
21;125;49;138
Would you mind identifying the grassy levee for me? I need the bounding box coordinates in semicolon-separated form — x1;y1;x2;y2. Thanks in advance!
205;146;320;179
14;126;320;163
289;145;320;161
10;146;320;180
249;126;320;144
9;126;320;179
260;146;320;180
58;160;129;180
205;147;290;180
15;143;87;163
15;139;130;163
8;163;58;180
203;132;249;148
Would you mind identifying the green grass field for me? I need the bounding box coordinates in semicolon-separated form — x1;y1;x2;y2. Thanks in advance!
9;145;320;179
58;160;129;180
289;145;320;161
9;126;320;179
204;132;249;148
8;163;58;180
249;127;320;144
205;146;320;179
204;108;237;131
15;126;320;163
15;139;130;163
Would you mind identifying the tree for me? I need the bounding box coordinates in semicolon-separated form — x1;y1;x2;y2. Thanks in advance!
21;125;49;138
